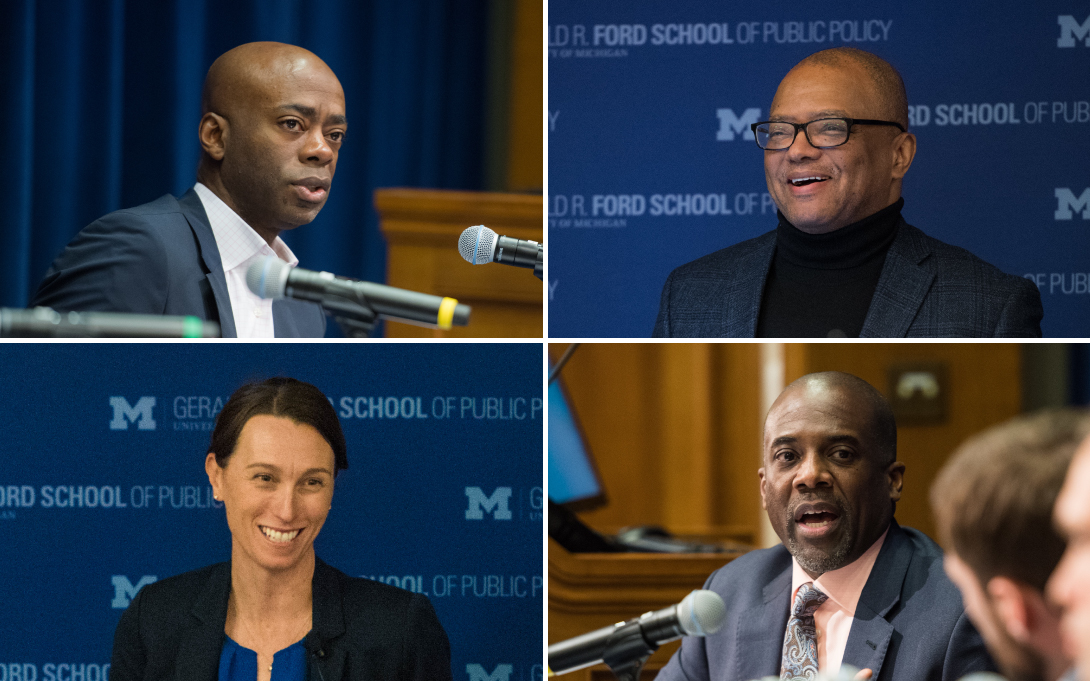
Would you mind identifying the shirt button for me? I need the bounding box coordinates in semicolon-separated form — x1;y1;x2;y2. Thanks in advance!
253;308;262;317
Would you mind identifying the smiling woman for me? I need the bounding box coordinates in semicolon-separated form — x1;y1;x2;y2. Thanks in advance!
109;377;453;681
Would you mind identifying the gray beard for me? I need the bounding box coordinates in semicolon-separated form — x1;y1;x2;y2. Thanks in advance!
784;509;855;576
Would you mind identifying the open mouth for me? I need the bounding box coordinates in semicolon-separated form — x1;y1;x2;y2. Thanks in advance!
793;503;842;538
260;525;301;543
789;176;830;187
797;511;838;528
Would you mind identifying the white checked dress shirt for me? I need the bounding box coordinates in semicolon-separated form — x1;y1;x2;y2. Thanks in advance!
193;183;298;338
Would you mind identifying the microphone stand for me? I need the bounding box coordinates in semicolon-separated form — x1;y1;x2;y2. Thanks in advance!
599;622;657;681
317;296;377;338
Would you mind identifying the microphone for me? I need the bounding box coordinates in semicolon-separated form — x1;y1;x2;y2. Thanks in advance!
458;225;542;279
0;307;221;338
547;590;726;676
246;257;470;330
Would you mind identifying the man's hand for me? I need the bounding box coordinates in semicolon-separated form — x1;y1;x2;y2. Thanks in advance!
854;668;873;680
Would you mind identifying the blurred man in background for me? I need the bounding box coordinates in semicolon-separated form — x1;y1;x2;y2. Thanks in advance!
932;410;1087;681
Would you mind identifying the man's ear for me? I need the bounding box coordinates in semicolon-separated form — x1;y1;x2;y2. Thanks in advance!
890;132;916;180
887;461;905;502
758;467;768;510
987;575;1032;643
199;112;229;161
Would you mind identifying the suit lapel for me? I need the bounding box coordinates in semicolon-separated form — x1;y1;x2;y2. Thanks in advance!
727;231;776;337
733;558;792;681
860;222;934;338
309;558;348;680
842;523;911;679
177;188;237;338
173;563;230;681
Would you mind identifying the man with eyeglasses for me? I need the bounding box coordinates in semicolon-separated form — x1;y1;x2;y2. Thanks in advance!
652;47;1042;338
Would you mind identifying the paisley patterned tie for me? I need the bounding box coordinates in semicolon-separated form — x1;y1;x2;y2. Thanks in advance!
780;582;828;681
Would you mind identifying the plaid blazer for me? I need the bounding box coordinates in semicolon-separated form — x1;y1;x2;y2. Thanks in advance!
652;220;1043;338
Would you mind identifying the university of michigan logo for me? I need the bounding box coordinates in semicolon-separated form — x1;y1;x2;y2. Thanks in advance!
466;664;513;681
1057;15;1090;47
109;396;157;431
1056;188;1090;220
716;108;761;141
465;487;512;520
111;575;157;608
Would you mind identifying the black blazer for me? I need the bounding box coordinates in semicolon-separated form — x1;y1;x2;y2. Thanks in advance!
653;220;1043;338
109;558;452;681
32;189;326;338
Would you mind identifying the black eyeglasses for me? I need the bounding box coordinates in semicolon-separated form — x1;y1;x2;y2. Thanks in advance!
750;117;906;150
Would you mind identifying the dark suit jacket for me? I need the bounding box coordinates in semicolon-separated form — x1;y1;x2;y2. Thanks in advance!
109;558;452;681
31;189;326;338
656;522;993;681
652;220;1043;338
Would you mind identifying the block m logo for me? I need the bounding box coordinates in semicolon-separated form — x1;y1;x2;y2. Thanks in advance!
1058;15;1090;47
111;575;157;608
465;487;512;520
109;396;156;430
716;108;761;141
1055;188;1090;220
466;664;513;681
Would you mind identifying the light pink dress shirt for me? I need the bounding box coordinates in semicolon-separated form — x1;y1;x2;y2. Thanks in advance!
789;527;890;676
193;183;298;338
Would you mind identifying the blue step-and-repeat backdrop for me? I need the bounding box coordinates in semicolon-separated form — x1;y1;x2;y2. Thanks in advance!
0;343;542;681
548;0;1090;337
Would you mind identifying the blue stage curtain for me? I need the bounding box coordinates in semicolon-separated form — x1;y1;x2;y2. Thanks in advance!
0;0;488;309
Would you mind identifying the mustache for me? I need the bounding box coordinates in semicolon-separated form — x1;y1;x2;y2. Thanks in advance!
787;492;847;519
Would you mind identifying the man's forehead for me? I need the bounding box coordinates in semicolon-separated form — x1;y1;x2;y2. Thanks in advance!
765;385;871;440
770;62;877;116
1057;446;1090;533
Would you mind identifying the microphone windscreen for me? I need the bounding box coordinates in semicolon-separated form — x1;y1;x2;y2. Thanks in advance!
458;225;497;264
677;590;726;636
246;257;290;299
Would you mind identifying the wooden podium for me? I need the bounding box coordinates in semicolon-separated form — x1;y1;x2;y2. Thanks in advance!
374;188;543;338
549;540;745;680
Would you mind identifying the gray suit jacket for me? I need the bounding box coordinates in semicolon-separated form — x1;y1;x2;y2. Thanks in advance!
655;522;994;681
31;189;326;338
652;220;1043;337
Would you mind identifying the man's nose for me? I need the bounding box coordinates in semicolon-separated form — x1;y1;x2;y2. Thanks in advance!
1046;548;1076;610
301;128;334;165
795;453;832;489
784;126;821;162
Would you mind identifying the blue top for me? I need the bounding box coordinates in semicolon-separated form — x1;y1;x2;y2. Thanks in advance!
218;635;307;681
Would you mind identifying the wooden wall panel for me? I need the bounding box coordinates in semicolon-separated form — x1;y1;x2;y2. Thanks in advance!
796;342;1023;541
550;342;1023;544
376;188;542;338
550;343;764;543
506;0;543;191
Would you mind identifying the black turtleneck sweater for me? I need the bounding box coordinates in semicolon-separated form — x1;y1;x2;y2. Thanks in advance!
756;198;904;338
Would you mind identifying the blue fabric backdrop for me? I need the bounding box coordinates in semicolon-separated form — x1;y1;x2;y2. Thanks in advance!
0;0;488;315
0;343;542;680
548;0;1090;337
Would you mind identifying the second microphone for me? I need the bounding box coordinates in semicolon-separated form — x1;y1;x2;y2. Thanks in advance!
246;257;470;330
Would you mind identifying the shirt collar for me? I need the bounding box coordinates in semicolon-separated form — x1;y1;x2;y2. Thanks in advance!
791;526;890;616
193;182;298;272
